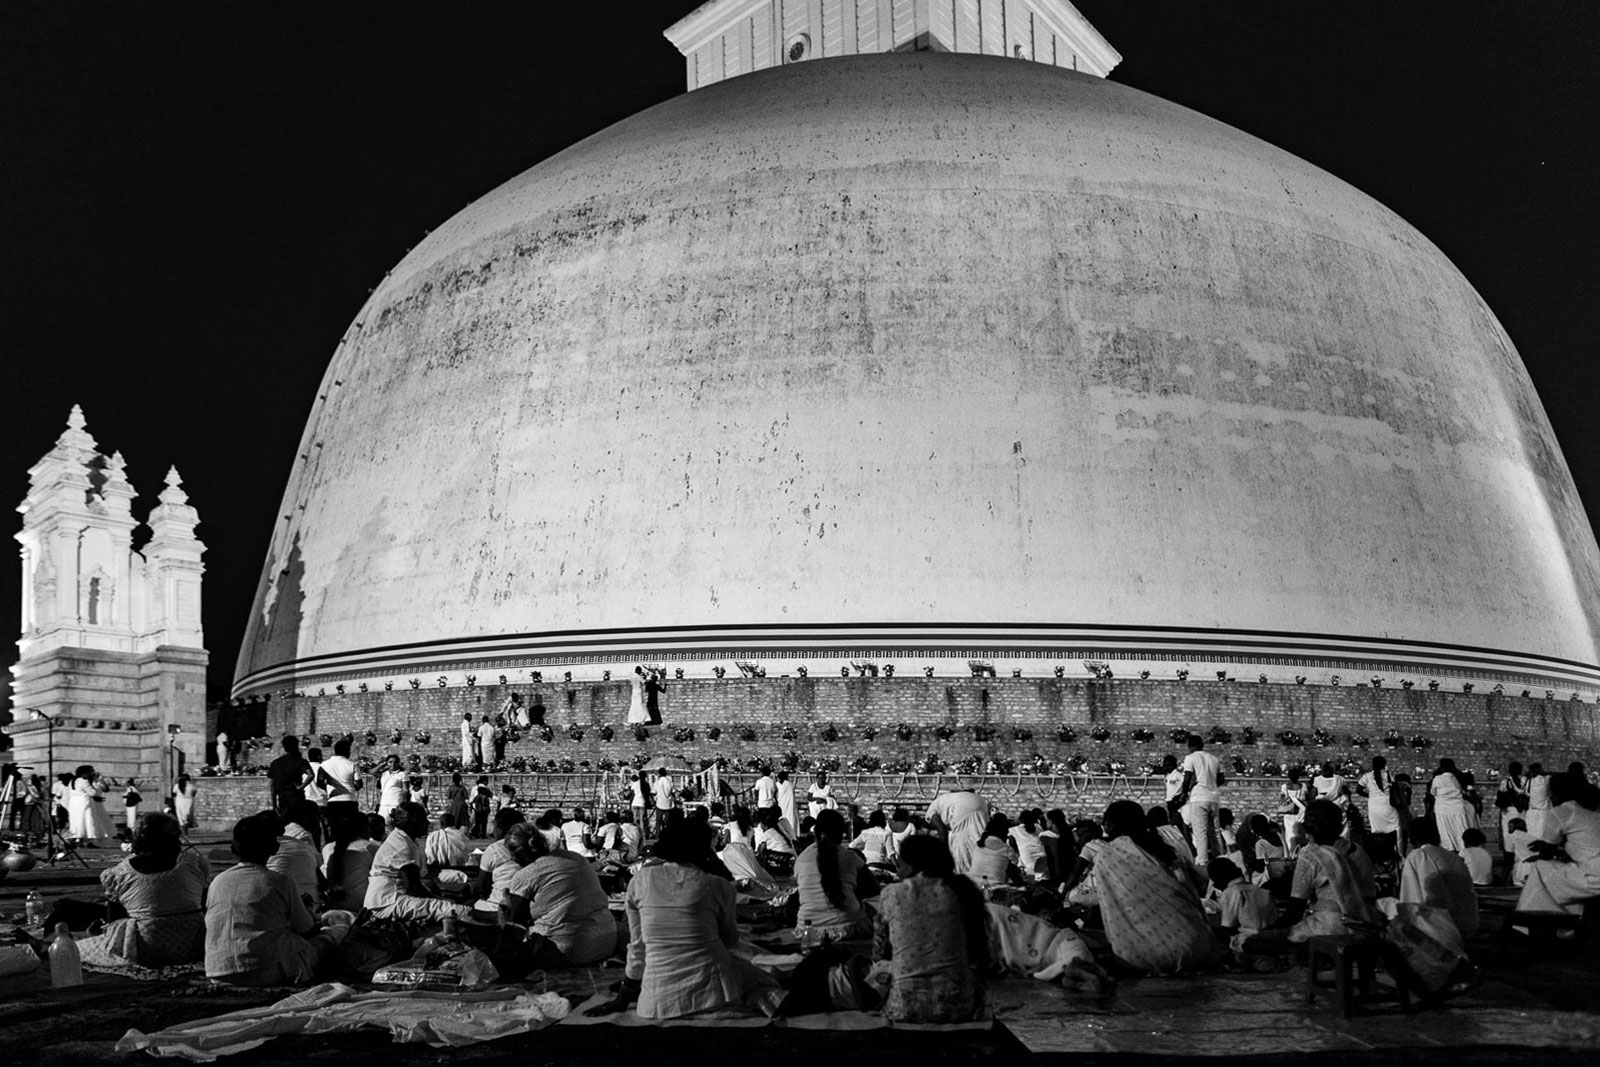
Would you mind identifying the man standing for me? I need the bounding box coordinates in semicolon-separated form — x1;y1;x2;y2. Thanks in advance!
266;736;312;816
1180;733;1226;865
754;766;777;818
645;669;666;725
478;715;497;771
460;713;475;769
216;730;231;772
318;736;363;806
651;771;675;836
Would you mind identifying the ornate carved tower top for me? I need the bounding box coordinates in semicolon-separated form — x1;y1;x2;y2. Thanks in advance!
14;407;206;659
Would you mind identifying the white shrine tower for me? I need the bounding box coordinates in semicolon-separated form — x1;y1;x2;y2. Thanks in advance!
7;406;208;786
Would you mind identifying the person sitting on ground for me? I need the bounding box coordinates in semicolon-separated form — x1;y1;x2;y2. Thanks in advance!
719;835;780;887
364;802;474;922
1094;800;1217;975
1460;828;1494;886
594;820;785;1020
1217;808;1247;872
849;809;897;866
266;800;323;910
617;810;644;863
1398;814;1479;939
1040;809;1075;885
322;804;375;910
561;806;596;858
1330;815;1380;902
500;823;618;967
593;811;623;863
870;834;991;1023
206;814;353;986
473;807;526;914
723;805;756;851
968;813;1023;890
535;808;565;851
75;813;212;968
1146;805;1198;867
796;809;880;940
1247;813;1290;892
1208;857;1278;961
1063;819;1106;908
756;806;798;875
1504;817;1536;887
1009;809;1050;880
1516;771;1600;916
425;812;474;893
888;806;917;855
1241;800;1382;957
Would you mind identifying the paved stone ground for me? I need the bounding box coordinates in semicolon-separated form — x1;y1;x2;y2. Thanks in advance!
3;833;1597;1065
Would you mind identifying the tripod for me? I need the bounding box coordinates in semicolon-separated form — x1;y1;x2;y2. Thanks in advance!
43;809;89;868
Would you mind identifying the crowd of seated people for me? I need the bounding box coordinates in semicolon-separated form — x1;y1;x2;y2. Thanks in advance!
39;741;1599;1024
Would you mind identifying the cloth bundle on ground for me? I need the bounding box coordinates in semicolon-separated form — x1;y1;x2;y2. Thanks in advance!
116;982;571;1060
985;904;1107;987
1376;900;1472;997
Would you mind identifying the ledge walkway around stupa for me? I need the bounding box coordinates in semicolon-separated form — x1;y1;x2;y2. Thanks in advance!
3;834;1596;1066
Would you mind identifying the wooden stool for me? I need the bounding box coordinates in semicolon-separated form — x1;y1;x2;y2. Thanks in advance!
1304;935;1410;1017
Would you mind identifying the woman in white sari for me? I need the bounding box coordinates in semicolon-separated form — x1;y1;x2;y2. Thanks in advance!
1428;759;1472;854
68;766;115;844
626;666;649;725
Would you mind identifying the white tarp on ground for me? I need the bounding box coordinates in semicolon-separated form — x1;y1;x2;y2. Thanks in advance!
115;982;571;1060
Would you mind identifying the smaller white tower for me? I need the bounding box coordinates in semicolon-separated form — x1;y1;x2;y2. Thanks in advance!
9;407;209;784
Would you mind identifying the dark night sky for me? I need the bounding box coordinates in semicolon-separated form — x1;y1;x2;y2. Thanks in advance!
5;2;1598;704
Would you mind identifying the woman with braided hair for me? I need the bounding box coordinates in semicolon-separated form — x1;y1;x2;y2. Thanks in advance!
794;809;878;940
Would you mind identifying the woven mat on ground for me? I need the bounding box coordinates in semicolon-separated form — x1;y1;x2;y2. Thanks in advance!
84;959;206;982
560;992;992;1031
115;981;571;1060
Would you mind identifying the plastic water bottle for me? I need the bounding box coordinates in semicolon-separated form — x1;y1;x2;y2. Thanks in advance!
799;920;817;951
24;890;45;929
49;924;83;988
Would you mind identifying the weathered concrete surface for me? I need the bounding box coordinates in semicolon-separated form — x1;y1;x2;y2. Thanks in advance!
236;53;1600;696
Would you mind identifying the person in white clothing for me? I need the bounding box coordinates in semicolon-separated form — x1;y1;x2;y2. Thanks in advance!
848;810;897;865
459;714;475;769
754;769;777;815
1428;759;1472;853
629;773;647;833
926;788;991;874
562;807;596;857
1516;771;1600;916
364;803;473;922
627;666;650;725
317;737;363;806
1525;763;1553;839
377;756;409;820
776;771;799;836
477;715;497;770
215;730;231;772
806;771;835;819
1161;755;1186;822
1180;735;1225;865
651;772;675;835
1496;761;1532;842
1357;755;1400;865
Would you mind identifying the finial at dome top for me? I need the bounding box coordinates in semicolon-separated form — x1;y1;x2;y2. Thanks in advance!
665;0;1118;92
